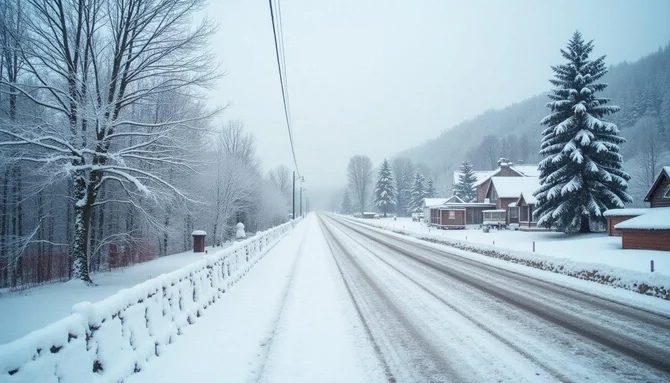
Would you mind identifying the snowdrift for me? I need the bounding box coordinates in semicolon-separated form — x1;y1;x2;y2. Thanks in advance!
0;219;299;383
353;218;670;301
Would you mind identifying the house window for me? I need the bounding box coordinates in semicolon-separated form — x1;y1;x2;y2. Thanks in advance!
449;211;455;220
509;207;518;219
490;189;498;202
665;187;670;198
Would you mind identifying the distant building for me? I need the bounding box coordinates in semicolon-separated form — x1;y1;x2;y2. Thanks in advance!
612;167;670;251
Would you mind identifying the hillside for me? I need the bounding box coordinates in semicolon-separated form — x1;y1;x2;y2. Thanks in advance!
397;43;670;202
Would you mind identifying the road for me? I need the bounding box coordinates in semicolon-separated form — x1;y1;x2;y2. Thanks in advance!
128;213;670;383
316;213;670;382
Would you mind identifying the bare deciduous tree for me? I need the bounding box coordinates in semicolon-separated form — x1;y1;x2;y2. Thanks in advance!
347;155;373;215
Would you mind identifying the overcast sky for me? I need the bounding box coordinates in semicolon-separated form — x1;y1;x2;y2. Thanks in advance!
206;0;670;196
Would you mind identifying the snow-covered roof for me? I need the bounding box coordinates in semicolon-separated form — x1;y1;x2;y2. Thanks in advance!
511;164;540;177
614;207;670;230
423;198;449;207
488;177;540;199
603;208;651;217
191;230;207;236
518;191;537;205
508;202;517;207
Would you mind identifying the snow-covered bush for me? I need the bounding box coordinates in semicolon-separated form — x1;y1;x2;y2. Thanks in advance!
0;219;300;383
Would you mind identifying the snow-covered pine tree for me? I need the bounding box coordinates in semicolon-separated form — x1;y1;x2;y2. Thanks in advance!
374;159;397;217
426;179;437;198
454;160;477;202
409;172;426;213
534;31;631;233
341;190;353;214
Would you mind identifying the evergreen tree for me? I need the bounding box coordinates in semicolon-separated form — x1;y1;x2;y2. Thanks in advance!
374;159;397;217
409;172;426;213
534;31;631;233
426;179;437;198
453;160;477;202
341;190;353;214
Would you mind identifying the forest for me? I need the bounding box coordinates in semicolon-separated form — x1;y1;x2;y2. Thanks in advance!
0;0;293;288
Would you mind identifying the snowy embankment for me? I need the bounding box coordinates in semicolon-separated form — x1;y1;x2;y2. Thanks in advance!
0;219;299;383
351;217;670;300
0;246;230;344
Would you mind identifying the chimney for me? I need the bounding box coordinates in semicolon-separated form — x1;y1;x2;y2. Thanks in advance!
497;157;509;169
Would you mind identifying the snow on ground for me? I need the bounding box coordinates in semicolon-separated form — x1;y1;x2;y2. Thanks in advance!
126;214;381;383
368;217;670;275
0;245;228;345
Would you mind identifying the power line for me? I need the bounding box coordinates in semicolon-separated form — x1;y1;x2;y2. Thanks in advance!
268;0;300;177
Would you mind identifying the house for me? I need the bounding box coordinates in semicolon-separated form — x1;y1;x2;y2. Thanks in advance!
484;176;540;225
423;195;494;227
613;167;670;250
603;209;649;236
455;160;539;203
614;208;670;251
644;166;670;208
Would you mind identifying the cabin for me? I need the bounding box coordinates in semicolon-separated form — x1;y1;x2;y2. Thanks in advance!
424;196;494;227
613;167;670;251
484;177;539;225
603;209;649;236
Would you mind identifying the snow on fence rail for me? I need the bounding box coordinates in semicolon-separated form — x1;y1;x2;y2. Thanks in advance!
0;219;300;383
349;217;670;301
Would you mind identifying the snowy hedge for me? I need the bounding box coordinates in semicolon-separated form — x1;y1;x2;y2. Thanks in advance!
0;219;299;383
354;219;670;301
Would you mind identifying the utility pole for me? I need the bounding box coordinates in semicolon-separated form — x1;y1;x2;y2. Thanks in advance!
299;187;303;217
292;171;295;220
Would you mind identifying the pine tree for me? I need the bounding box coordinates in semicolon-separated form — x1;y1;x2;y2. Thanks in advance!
426;179;437;198
453;160;477;202
341;190;353;214
409;172;426;213
534;31;631;233
374;159;397;217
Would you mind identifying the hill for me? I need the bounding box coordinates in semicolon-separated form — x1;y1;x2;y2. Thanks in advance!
396;43;670;205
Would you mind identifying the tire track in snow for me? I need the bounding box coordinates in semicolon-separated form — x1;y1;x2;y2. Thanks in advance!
329;214;670;378
319;215;464;383
324;215;572;382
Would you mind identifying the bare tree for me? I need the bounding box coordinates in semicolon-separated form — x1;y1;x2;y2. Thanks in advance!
269;164;292;208
347;155;373;215
0;0;219;284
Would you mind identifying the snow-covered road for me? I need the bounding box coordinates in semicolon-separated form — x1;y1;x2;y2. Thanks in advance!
127;213;670;383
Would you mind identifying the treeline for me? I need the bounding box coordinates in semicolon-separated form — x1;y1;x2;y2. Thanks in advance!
339;155;435;217
0;0;292;288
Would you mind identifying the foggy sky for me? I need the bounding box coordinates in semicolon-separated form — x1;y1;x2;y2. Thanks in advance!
206;0;670;198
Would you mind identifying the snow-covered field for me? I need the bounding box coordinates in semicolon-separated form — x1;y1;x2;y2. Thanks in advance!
0;246;227;345
369;217;670;275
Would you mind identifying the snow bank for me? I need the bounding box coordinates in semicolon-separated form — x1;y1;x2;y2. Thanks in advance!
0;219;300;383
353;218;670;301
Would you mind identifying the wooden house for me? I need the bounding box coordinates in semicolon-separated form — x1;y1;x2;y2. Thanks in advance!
484;177;539;225
614;167;670;251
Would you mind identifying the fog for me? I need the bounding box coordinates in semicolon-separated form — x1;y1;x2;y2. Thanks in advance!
208;0;670;200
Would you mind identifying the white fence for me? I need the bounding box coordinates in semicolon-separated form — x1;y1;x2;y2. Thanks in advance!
0;219;300;383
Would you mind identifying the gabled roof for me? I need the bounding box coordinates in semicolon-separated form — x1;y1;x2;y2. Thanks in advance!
453;164;540;188
487;177;540;199
644;166;670;202
423;195;465;208
423;198;448;208
511;164;540;177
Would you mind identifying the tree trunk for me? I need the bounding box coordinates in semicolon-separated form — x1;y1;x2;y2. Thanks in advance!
71;171;93;284
579;217;590;233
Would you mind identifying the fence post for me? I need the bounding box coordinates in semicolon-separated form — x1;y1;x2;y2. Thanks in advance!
651;260;654;272
533;241;535;252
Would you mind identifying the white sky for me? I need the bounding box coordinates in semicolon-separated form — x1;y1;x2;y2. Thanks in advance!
206;0;670;194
